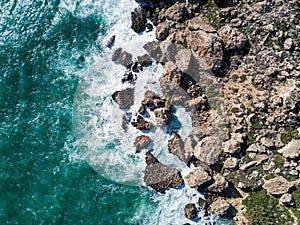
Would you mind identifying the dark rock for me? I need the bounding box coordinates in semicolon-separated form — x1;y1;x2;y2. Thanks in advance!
121;71;137;84
106;35;115;48
184;203;197;220
131;7;146;33
146;23;154;32
145;151;159;165
156;21;171;41
112;47;122;62
165;3;188;23
144;154;183;193
112;88;134;109
121;112;132;131
120;51;133;67
137;54;152;68
138;105;146;115
198;197;208;209
134;135;151;152
143;41;163;63
168;133;185;162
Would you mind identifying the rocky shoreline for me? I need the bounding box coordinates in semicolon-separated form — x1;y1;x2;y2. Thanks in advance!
110;0;300;224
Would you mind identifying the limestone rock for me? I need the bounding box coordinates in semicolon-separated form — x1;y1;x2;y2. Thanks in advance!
224;157;239;169
188;15;216;33
112;88;134;109
184;203;197;220
208;199;231;216
208;174;229;193
278;140;300;159
263;176;293;195
156;21;172;41
165;3;188;22
279;193;294;206
154;107;171;127
134;135;151;152
218;25;247;52
186;30;223;71
184;166;212;187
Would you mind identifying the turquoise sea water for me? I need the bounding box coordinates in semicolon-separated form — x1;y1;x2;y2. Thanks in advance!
1;1;232;224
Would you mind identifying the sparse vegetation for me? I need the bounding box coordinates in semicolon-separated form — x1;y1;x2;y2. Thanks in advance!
280;125;299;144
243;189;293;225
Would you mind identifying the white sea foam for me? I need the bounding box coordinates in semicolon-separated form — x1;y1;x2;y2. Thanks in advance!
71;0;231;224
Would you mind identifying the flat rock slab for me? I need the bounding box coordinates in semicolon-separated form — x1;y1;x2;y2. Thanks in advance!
278;139;300;159
263;176;293;195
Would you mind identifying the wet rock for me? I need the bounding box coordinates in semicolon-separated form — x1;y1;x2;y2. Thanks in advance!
112;47;122;62
184;203;197;220
121;71;137;84
145;151;159;165
278;140;300;159
208;198;231;216
143;41;163;63
168;133;185;162
186;30;223;71
138;105;146;115
185;166;212;187
198;197;208;209
131;7;146;33
112;88;134;109
263;176;293;195
120;51;133;67
218;25;247;52
144;155;183;193
134;135;151;152
154;107;171;127
137;54;152;68
136;121;152;130
106;35;115;48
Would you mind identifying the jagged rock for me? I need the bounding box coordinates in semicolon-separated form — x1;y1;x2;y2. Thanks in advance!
278;140;300;159
145;151;159;165
138;105;146;115
218;25;247;52
194;137;223;169
208;198;231;216
165;3;188;23
184;136;197;162
208;174;229;193
137;54;152;68
120;51;133;67
188;15;216;32
175;48;200;79
134;135;151;152
230;170;263;191
168;133;185;162
263;176;293;195
156;21;172;41
112;88;134;109
198;197;208;209
224;157;239;169
112;47;122;62
184;166;212;187
184;203;197;220
144;153;183;193
143;41;163;63
136;121;152;130
279;193;294;206
186;30;223;71
154;107;171;127
223;138;242;155
131;7;146;33
106;35;115;48
284;38;294;51
121;71;137;84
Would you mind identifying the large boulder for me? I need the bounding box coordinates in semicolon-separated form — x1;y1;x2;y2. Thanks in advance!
207;174;229;193
120;51;133;67
144;152;183;193
184;166;212;187
186;30;223;71
218;25;247;52
168;133;185;162
131;7;146;33
208;198;231;216
165;2;188;22
156;21;172;41
263;176;293;195
184;203;197;220
134;135;151;152
278;139;300;159
112;88;134;109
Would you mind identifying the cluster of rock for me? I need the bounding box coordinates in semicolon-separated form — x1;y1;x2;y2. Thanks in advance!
110;0;300;224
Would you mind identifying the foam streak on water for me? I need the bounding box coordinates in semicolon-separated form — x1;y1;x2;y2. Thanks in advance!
72;0;232;223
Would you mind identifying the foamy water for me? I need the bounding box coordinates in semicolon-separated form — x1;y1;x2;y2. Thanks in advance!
71;0;231;224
